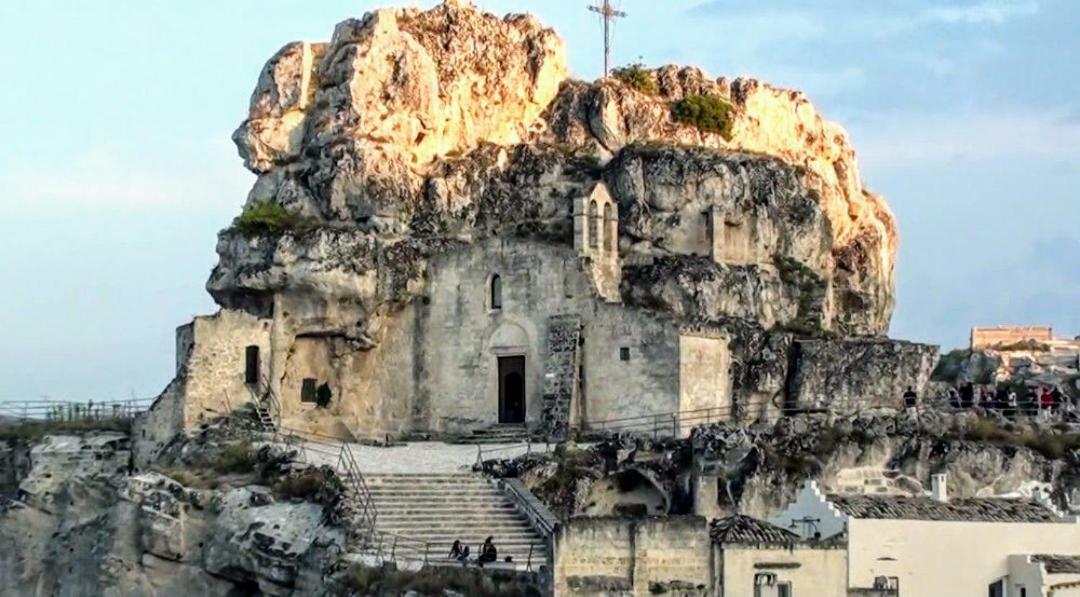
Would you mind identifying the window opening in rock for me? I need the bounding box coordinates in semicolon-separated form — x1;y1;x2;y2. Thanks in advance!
301;378;317;403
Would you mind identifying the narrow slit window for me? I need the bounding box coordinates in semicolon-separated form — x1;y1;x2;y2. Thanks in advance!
588;200;599;248
491;274;502;310
604;203;615;252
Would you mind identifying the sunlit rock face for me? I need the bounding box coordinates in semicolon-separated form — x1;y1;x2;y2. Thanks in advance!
544;70;897;335
221;1;896;337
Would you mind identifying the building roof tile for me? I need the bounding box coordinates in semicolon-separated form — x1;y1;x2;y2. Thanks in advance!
826;494;1063;523
710;515;801;545
1033;554;1080;574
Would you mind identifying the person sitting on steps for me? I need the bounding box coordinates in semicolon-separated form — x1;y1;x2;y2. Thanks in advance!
478;537;498;566
449;540;469;565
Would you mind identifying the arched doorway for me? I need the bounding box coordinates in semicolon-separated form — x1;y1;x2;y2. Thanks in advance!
498;356;526;424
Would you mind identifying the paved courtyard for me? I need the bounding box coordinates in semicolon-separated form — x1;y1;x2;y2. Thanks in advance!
297;439;552;474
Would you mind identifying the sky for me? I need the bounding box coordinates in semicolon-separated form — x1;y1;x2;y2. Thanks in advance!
0;0;1077;401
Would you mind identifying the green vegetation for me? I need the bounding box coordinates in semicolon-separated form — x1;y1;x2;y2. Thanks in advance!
235;201;312;237
773;254;828;336
671;94;735;140
214;439;257;474
612;62;658;95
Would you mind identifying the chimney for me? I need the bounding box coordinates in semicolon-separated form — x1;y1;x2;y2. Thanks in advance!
931;474;948;503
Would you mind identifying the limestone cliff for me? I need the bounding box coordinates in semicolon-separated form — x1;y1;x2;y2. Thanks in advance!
220;0;896;338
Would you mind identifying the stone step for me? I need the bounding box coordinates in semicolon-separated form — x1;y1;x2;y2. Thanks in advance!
378;521;535;532
376;506;519;516
369;498;513;507
365;479;494;487
367;490;505;498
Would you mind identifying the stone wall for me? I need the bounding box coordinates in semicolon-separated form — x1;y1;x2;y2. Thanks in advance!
553;516;711;596
181;311;272;428
420;238;681;433
678;333;731;435
787;338;938;411
720;545;847;597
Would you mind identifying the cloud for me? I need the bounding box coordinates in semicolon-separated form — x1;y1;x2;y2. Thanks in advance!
688;0;1040;36
0;140;252;210
923;0;1039;25
853;108;1080;169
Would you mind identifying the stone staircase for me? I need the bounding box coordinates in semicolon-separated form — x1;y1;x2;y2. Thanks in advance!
365;473;549;568
540;315;582;437
467;424;530;444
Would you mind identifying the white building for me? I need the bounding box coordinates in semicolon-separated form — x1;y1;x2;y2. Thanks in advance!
773;475;1080;596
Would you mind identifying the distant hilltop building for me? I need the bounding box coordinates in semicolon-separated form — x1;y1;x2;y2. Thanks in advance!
971;325;1054;350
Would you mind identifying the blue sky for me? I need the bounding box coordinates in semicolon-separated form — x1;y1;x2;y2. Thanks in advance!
0;0;1076;400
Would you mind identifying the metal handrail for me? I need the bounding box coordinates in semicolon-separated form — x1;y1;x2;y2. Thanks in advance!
0;398;155;422
263;423;378;544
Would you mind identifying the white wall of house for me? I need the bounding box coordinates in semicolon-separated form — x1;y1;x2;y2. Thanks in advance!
848;518;1080;596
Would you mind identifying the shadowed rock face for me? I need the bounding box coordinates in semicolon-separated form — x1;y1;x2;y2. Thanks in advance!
218;0;897;338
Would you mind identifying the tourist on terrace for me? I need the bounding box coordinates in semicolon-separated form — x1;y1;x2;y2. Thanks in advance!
903;386;918;413
960;383;975;409
478;537;498;566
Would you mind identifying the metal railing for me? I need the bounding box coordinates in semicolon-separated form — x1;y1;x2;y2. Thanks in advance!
0;398;154;422
262;425;378;546
569;398;780;439
500;478;559;539
364;529;548;572
476;438;539;468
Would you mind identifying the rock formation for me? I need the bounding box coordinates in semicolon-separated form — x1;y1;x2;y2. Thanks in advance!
487;410;1080;522
220;0;896;338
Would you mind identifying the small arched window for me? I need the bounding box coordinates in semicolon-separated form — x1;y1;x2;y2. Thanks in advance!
588;200;600;248
491;274;502;310
603;203;615;252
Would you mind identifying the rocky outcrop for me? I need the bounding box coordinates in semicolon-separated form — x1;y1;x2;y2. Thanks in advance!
0;430;346;596
218;0;897;338
489;411;1080;522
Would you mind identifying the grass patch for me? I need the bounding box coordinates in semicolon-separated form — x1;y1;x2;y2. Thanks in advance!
214;439;256;474
671;95;734;140
612;63;658;95
235;201;312;237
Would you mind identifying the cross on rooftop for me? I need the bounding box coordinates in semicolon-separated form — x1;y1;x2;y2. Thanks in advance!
587;0;627;79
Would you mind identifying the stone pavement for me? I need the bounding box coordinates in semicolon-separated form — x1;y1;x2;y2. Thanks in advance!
298;440;551;474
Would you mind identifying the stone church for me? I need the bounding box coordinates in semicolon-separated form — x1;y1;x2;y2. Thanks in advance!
135;1;937;461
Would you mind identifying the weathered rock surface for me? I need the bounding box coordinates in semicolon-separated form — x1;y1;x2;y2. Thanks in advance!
489;411;1080;522
0;430;346;596
217;0;897;338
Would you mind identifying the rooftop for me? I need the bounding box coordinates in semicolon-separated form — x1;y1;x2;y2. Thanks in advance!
826;494;1063;523
711;514;801;546
1033;555;1080;575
